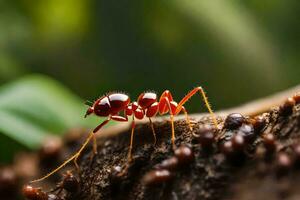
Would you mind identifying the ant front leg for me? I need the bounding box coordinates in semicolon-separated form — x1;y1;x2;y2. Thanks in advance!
31;118;113;183
175;86;218;129
74;118;111;169
109;115;135;162
180;106;193;131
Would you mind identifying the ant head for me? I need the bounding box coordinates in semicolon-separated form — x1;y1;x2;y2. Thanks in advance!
85;107;94;118
85;100;94;118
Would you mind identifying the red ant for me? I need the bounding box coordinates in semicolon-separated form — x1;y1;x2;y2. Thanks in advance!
31;87;218;183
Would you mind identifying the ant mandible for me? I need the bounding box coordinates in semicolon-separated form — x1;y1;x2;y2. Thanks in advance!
31;87;218;183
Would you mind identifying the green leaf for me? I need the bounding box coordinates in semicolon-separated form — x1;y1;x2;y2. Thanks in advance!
0;74;111;161
0;111;49;149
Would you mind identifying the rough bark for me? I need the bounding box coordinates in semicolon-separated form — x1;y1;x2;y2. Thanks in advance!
60;102;300;200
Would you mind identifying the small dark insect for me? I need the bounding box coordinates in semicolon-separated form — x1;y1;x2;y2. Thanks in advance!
221;136;246;164
279;97;295;116
231;134;245;152
32;87;218;183
194;126;215;148
252;116;266;134
262;133;277;153
142;169;172;186
39;137;63;165
223;113;245;130
237;124;255;143
61;171;79;193
0;167;17;194
49;171;79;197
293;93;300;104
174;145;194;165
155;157;179;171
221;141;234;157
293;144;300;167
23;185;48;200
276;152;292;177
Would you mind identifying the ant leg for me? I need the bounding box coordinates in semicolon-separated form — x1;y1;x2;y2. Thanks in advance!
106;115;134;176
148;117;157;145
159;97;176;149
92;134;98;155
175;86;218;128
109;115;137;163
31;131;94;183
170;114;175;150
181;106;193;131
110;115;128;122
85;115;129;166
74;118;111;169
31;118;111;183
127;116;136;162
87;134;98;168
93;118;111;133
158;90;173;114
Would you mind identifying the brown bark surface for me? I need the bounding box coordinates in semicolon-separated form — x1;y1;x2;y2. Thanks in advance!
61;103;300;200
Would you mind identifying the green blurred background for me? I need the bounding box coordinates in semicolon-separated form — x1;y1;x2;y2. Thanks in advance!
0;0;299;162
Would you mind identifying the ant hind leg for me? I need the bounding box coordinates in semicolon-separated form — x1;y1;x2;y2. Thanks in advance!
175;86;218;129
181;106;193;131
170;114;176;150
30;118;111;183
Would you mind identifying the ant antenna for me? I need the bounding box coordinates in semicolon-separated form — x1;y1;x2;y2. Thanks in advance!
85;100;93;107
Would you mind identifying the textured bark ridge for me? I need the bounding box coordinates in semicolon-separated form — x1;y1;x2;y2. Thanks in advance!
61;103;300;200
